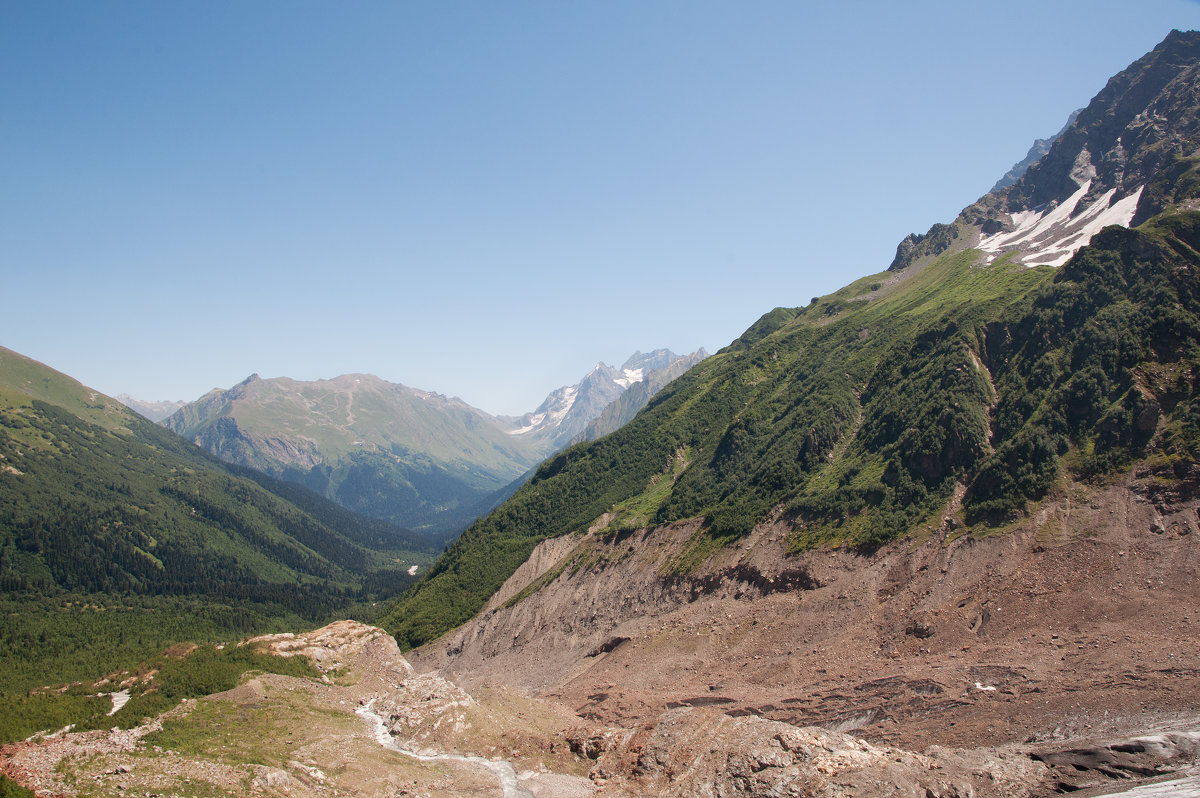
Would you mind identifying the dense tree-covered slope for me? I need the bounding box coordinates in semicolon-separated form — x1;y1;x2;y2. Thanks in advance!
0;347;432;616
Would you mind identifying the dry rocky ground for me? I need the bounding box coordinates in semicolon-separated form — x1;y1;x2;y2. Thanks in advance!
4;466;1200;796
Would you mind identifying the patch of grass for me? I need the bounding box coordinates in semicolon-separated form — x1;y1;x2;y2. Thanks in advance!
0;636;322;745
104;643;322;730
599;448;692;533
140;700;275;766
0;774;35;798
665;528;739;575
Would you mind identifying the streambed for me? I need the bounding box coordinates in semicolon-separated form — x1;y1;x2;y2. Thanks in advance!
356;699;534;798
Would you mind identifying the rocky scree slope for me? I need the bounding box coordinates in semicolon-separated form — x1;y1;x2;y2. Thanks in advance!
412;460;1200;791
13;619;1194;796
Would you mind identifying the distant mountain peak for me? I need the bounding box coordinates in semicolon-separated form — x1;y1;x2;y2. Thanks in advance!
504;349;707;450
116;394;188;423
990;109;1083;193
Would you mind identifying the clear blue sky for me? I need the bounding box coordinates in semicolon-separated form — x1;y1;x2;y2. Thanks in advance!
3;2;1199;415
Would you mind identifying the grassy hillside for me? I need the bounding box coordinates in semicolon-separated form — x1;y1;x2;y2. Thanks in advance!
383;210;1200;649
165;373;542;532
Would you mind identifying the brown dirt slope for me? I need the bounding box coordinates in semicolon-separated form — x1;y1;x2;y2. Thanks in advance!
410;462;1200;793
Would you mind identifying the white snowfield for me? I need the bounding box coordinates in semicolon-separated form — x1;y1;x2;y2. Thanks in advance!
508;385;578;436
107;690;131;716
507;361;650;436
978;179;1144;268
613;367;644;389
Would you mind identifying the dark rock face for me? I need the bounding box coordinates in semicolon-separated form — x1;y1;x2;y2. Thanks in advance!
1030;732;1200;793
887;222;960;272
1004;30;1200;219
990;110;1083;193
891;30;1200;272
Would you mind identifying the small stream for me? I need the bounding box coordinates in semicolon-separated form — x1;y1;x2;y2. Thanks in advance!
356;699;534;798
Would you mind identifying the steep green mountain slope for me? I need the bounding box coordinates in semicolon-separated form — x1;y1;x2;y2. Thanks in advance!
387;208;1200;649
382;32;1200;649
165;373;543;534
0;347;434;684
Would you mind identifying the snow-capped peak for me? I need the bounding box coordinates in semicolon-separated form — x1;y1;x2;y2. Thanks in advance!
508;385;578;436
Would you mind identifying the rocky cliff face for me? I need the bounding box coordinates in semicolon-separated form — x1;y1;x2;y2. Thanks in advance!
891;29;1200;272
989;109;1082;193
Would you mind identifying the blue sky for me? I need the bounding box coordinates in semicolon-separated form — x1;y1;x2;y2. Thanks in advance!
3;2;1199;416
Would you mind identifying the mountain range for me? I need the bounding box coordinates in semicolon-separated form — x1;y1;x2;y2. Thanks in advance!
114;394;187;422
159;349;706;536
498;349;709;449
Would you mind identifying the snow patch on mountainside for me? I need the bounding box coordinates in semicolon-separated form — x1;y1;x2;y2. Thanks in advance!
978;180;1143;268
614;368;644;389
508;386;578;436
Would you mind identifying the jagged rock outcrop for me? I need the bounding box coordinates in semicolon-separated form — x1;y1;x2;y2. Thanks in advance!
891;29;1200;272
990;110;1083;193
504;349;708;451
583;349;709;442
